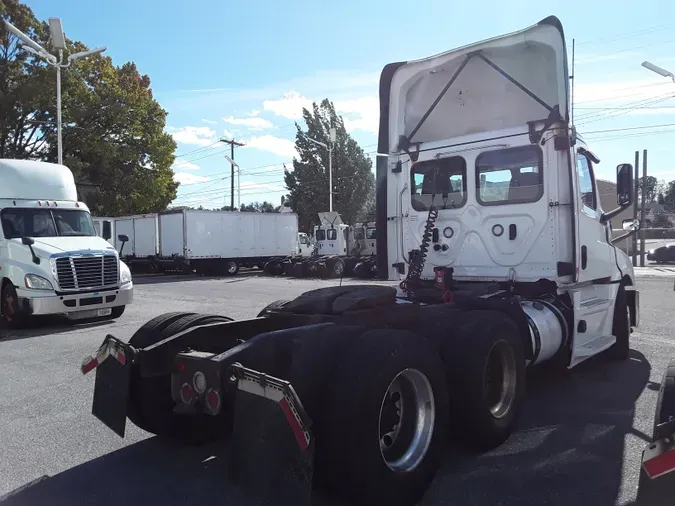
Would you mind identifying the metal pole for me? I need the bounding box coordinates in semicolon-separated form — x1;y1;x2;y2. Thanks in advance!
640;149;648;267
633;151;639;266
56;51;63;165
230;142;235;210
328;143;333;212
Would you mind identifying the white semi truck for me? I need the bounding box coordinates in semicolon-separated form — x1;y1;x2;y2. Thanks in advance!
0;159;133;329
83;16;640;506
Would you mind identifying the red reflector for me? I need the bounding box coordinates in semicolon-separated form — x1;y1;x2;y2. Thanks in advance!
180;383;194;404
205;389;221;414
176;362;185;372
280;397;309;451
644;447;675;478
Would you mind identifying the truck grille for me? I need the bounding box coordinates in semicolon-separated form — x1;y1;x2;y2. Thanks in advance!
55;254;119;291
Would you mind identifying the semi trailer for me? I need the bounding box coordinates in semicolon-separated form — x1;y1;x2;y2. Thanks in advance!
92;210;310;275
82;15;641;506
1;159;133;329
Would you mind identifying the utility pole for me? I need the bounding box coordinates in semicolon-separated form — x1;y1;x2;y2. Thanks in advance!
632;151;639;266
220;138;245;210
640;149;648;267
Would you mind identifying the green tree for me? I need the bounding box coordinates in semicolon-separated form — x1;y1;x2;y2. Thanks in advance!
239;201;279;213
637;175;659;204
284;99;374;232
1;0;178;216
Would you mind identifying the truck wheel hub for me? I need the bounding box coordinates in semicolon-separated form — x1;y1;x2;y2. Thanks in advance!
484;341;517;419
378;368;435;472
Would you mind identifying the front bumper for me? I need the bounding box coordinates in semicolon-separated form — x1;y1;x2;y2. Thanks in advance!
18;282;133;317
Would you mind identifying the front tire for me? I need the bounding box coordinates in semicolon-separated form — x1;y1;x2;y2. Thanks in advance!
607;283;630;361
111;306;125;319
315;328;448;506
1;282;26;329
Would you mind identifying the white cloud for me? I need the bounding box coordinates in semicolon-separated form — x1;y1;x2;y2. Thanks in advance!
223;115;274;131
262;91;379;134
166;126;216;146
171;160;200;171
250;109;261;117
244;135;299;158
263;91;313;119
201;118;218;125
223;128;234;138
174;172;210;185
335;96;379;134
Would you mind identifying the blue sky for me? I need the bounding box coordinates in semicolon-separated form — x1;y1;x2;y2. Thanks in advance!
25;0;675;209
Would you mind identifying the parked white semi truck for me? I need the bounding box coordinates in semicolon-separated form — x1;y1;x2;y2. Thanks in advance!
83;16;640;506
0;159;133;329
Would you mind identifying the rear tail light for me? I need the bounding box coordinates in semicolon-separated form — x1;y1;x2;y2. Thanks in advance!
205;389;221;415
180;383;195;405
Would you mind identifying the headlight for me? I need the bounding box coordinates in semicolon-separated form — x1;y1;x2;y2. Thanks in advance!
120;261;132;286
24;274;54;290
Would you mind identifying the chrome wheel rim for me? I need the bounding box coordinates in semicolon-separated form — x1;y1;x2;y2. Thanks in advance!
484;341;517;419
378;368;436;472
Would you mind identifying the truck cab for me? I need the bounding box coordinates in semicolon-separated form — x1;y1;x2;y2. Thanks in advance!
313;212;350;256
297;232;313;257
350;221;377;257
376;15;639;367
0;159;133;328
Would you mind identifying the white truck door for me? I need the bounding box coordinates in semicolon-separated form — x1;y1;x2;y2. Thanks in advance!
575;150;614;283
570;150;617;362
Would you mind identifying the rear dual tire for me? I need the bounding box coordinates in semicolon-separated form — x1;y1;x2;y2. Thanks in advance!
315;328;449;506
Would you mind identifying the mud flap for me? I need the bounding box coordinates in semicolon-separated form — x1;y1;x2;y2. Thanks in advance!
636;419;675;505
228;364;314;506
83;335;133;438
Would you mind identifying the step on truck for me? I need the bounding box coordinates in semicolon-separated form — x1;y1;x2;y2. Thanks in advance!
1;159;133;329
82;15;641;506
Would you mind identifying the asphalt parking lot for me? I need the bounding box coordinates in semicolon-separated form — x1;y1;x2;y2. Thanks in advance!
1;270;674;506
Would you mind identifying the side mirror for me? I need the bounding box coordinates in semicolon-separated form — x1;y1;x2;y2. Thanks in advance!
118;234;129;243
622;218;641;232
21;236;35;246
102;221;112;240
616;163;634;206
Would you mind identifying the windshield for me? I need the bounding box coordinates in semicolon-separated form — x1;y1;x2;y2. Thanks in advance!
1;208;97;239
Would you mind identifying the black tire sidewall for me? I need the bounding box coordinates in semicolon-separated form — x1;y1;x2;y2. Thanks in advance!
441;310;526;450
1;283;24;329
316;329;448;505
608;283;630;360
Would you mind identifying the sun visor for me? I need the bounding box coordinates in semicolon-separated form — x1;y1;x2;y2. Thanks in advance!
387;16;570;151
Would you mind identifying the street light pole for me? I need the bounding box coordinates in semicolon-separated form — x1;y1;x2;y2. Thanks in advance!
302;127;337;212
56;51;62;165
4;19;106;165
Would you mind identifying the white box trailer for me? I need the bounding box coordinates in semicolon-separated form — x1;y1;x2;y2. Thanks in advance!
114;214;159;258
158;210;303;275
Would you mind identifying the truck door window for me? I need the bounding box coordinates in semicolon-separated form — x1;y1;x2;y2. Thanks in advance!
411;156;467;211
316;229;326;241
476;145;543;205
576;153;597;211
366;228;376;240
354;228;365;240
327;229;337;240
